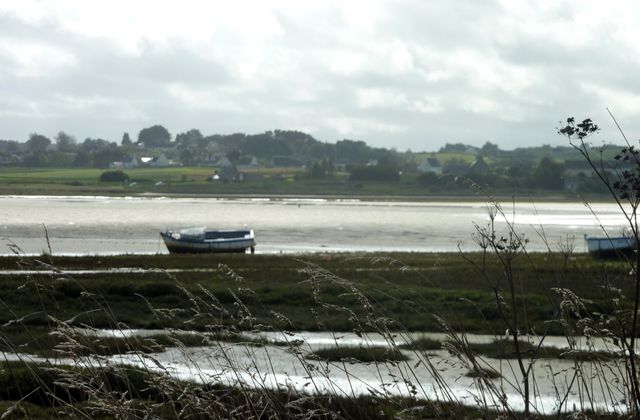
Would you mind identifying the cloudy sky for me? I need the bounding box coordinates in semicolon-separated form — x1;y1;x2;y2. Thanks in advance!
1;0;639;150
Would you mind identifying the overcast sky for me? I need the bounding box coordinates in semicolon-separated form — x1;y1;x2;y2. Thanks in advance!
1;0;639;150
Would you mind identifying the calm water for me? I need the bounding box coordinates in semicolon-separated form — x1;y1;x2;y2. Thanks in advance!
8;329;626;414
0;195;630;255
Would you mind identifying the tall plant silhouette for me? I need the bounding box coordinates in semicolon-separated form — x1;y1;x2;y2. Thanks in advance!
559;114;640;414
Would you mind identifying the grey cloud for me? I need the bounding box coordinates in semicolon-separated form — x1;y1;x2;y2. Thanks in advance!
1;3;639;150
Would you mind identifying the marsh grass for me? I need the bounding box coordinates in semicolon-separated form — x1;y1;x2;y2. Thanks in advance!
207;331;303;347
398;336;442;351
0;252;631;334
0;326;207;357
0;360;487;419
307;346;409;363
464;339;619;361
0;249;634;418
465;367;501;379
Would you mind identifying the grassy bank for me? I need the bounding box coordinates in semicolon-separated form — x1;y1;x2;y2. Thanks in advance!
0;252;630;335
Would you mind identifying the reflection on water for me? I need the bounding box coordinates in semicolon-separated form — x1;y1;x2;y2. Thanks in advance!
0;196;631;255
12;329;627;414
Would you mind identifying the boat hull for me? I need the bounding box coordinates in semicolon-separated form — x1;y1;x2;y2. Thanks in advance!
586;236;636;259
160;231;256;254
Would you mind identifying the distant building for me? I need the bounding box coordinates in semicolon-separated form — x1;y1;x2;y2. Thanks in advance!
443;162;469;176
150;153;171;167
469;156;489;175
123;155;139;168
109;155;139;169
417;157;442;175
465;146;480;155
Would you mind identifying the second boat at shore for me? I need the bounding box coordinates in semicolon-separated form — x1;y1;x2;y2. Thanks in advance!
585;234;636;259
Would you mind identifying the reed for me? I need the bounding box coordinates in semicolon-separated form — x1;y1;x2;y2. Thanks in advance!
307;346;409;363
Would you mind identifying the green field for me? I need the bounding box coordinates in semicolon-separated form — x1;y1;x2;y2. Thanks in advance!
0;166;583;198
0;166;215;182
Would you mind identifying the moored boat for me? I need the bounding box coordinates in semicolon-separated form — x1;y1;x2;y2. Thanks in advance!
160;227;256;254
585;234;636;259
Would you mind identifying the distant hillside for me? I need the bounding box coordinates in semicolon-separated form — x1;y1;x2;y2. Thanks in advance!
0;125;628;173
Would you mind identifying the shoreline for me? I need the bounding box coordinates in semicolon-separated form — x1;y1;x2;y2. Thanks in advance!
0;190;614;203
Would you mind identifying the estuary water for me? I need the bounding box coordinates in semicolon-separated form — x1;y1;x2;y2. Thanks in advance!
0;195;631;255
8;329;628;414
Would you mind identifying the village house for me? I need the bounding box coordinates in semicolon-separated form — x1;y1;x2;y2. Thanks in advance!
417;157;442;175
469;156;489;175
150;153;171;167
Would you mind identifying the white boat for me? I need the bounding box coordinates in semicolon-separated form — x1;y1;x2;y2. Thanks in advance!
585;234;636;259
160;227;256;254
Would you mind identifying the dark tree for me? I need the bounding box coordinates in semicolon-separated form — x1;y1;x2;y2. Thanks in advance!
438;142;471;153
175;129;203;147
80;138;113;153
26;133;51;153
336;140;370;164
24;151;48;166
93;145;124;168
480;141;500;156
55;131;77;152
417;172;439;186
121;132;132;146
99;170;129;182
349;165;401;182
137;125;171;147
179;148;195;166
73;150;92;167
533;156;564;190
308;159;334;179
226;150;241;163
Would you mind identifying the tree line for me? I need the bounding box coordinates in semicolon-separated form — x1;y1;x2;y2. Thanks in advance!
0;123;615;193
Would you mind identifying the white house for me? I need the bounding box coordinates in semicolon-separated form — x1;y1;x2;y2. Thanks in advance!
418;158;442;175
151;153;171;167
109;155;139;169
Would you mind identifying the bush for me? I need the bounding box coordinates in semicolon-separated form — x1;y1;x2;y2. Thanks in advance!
348;165;401;182
53;279;83;298
136;282;179;297
99;170;129;183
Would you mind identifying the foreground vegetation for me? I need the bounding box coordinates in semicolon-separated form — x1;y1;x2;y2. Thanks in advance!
0;361;525;419
0;250;633;418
